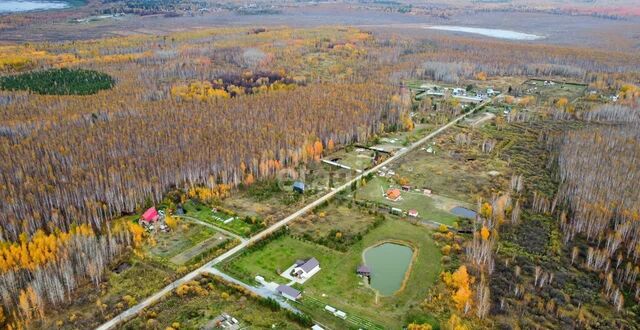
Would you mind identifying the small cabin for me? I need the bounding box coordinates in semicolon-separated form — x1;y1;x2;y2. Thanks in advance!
356;265;371;276
293;181;305;194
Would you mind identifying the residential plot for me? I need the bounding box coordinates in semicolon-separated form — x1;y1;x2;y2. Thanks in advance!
169;233;230;265
119;274;308;330
522;79;587;102
223;219;442;329
290;202;383;251
145;222;220;261
182;200;256;237
356;176;464;226
325;147;376;171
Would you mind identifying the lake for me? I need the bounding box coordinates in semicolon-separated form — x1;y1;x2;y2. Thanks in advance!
0;0;70;13
364;242;413;296
426;25;544;40
450;206;477;219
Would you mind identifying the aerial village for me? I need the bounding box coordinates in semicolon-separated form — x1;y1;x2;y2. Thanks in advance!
104;76;599;330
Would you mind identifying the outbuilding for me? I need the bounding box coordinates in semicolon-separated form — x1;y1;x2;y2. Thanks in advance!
293;181;305;194
356;265;371;276
276;285;302;301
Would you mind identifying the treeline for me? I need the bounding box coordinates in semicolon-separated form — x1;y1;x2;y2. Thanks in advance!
387;35;640;86
0;225;131;328
554;104;640;308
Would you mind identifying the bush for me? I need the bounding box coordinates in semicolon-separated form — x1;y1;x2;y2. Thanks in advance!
0;68;114;95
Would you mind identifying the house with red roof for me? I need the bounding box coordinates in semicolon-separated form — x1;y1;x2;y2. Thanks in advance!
140;207;160;226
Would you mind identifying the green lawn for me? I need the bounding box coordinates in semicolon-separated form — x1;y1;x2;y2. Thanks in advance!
225;219;442;329
356;176;461;226
182;200;255;236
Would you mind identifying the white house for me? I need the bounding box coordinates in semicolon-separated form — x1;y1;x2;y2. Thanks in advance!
291;257;321;280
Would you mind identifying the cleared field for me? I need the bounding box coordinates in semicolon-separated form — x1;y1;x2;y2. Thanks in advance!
326;147;375;171
182;200;254;237
290;202;380;248
371;124;434;153
523;79;587;102
390;126;510;202
169;233;229;265
146;222;220;260
356;176;463;226
224;219;442;329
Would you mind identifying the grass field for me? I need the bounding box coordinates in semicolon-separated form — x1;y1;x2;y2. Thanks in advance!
290;203;378;240
326;148;375;171
146;222;221;261
523;79;587;103
225;219;442;329
182;200;254;236
356;176;463;226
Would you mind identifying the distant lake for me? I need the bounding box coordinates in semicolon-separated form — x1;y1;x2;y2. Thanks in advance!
426;25;544;40
0;0;71;13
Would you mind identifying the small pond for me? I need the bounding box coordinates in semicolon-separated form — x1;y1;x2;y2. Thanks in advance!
450;206;477;219
364;242;413;295
426;25;543;40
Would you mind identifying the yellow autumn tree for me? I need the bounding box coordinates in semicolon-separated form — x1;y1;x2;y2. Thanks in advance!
480;226;490;240
129;223;145;247
165;215;179;230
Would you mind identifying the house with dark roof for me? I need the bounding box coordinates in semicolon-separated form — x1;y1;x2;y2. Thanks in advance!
291;257;320;280
276;285;301;301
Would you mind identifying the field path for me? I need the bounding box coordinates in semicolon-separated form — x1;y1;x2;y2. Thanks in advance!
97;96;495;330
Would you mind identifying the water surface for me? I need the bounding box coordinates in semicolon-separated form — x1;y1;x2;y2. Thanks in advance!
364;243;413;295
426;25;543;40
450;206;477;219
0;0;70;13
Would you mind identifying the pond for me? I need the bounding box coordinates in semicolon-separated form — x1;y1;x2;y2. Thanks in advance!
450;206;477;219
0;0;71;13
426;25;544;40
363;242;413;296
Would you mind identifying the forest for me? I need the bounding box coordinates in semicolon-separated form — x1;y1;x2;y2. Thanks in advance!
0;68;115;95
0;18;639;329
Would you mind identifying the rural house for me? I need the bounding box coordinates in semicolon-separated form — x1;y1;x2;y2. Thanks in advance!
386;188;401;201
140;207;160;226
291;257;321;279
276;285;301;301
